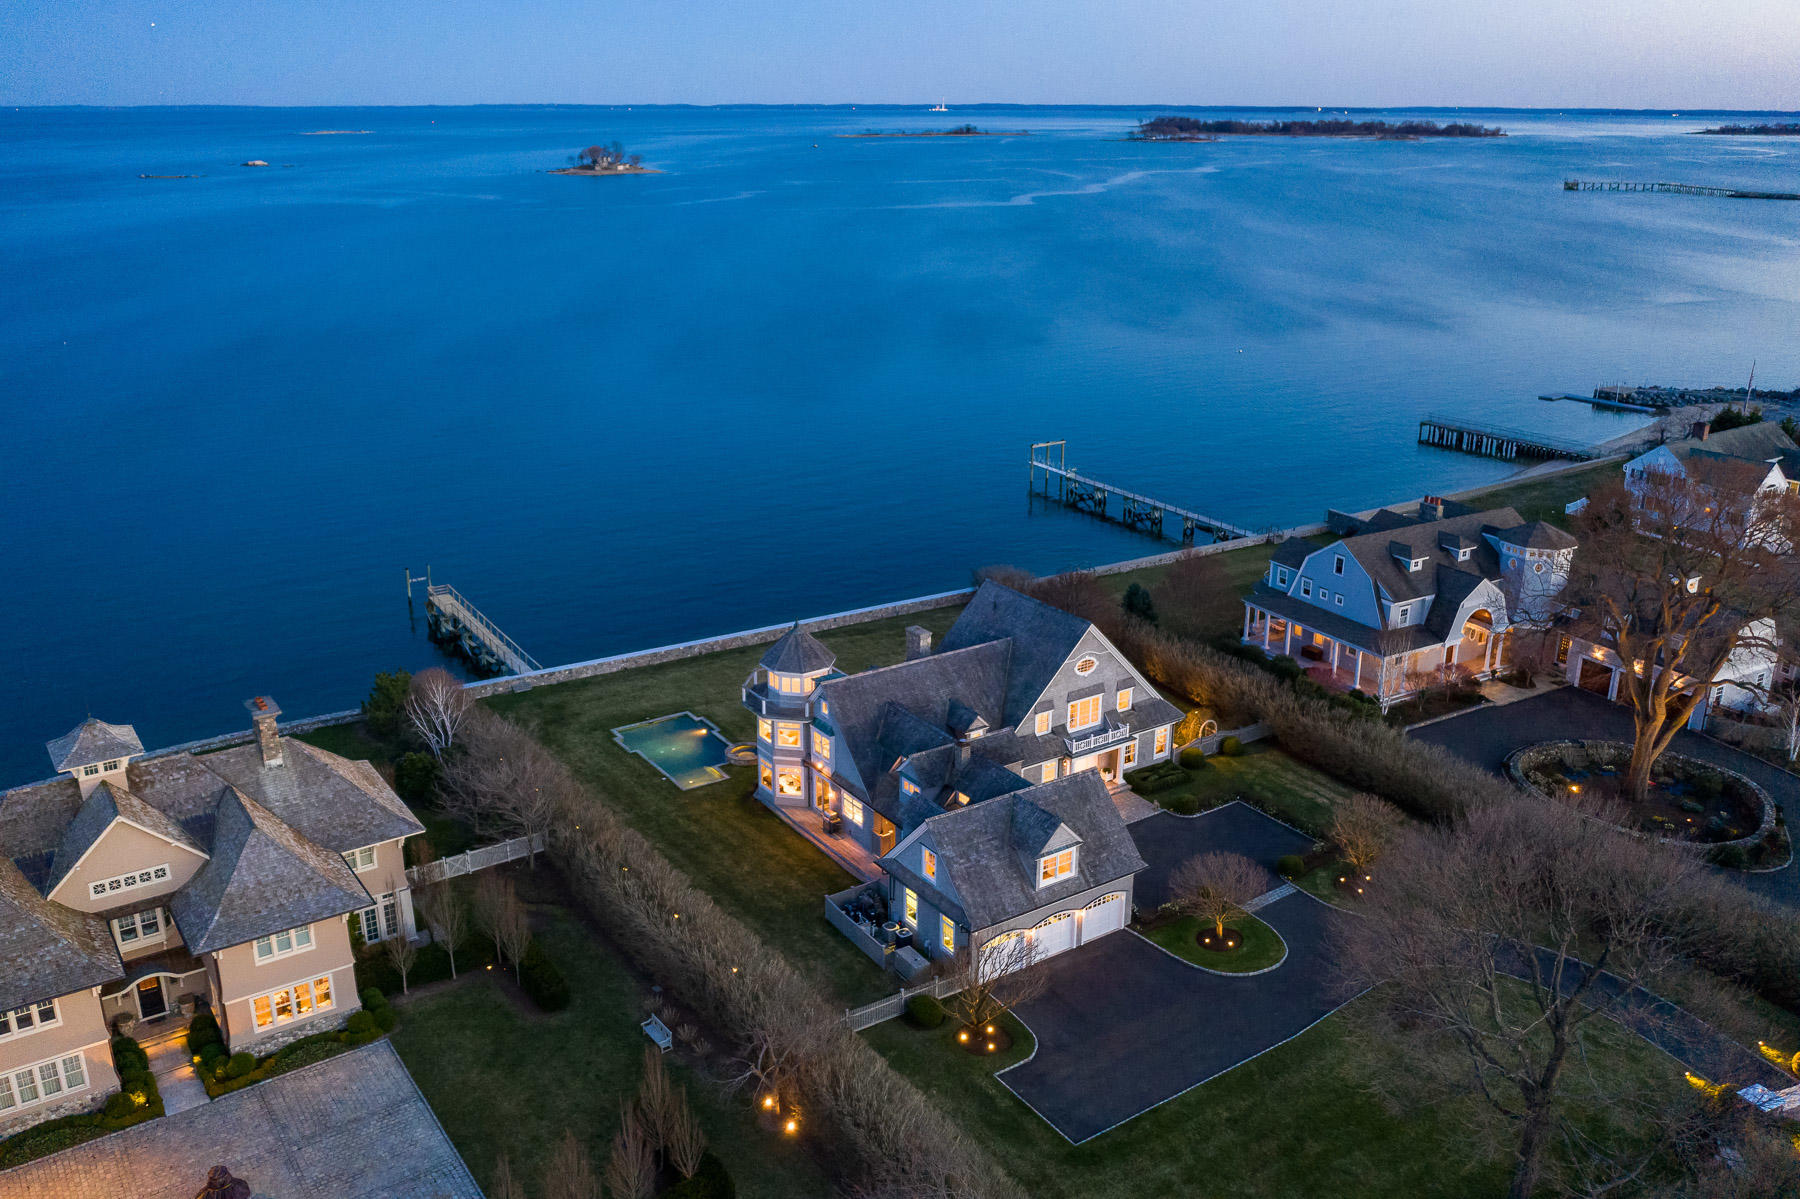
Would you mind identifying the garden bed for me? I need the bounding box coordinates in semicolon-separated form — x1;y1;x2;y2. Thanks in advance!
1136;913;1285;973
1507;741;1776;855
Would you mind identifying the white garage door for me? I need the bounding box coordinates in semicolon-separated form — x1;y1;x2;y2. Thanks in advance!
1081;893;1127;941
1031;911;1077;961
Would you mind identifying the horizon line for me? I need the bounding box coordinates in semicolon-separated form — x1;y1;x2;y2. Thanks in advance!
7;102;1798;115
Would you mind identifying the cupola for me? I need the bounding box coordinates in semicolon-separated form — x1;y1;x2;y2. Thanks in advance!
46;718;144;797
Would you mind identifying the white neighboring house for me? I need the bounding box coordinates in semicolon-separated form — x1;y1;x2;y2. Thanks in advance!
1623;420;1800;550
1557;612;1781;730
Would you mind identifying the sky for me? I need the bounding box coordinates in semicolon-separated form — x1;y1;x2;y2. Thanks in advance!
2;0;1796;110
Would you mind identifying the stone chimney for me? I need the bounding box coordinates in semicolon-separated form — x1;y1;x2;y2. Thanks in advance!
904;626;933;661
1420;495;1445;521
246;697;283;767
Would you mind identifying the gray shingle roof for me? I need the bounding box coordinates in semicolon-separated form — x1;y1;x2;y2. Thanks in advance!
1488;520;1577;551
759;624;837;674
938;582;1094;727
193;740;423;854
883;772;1146;929
1244;583;1436;656
170;787;372;954
0;858;122;1011
1669;422;1800;466
45;719;143;773
818;640;1012;789
1336;507;1526;604
45;780;207;896
1268;538;1320;569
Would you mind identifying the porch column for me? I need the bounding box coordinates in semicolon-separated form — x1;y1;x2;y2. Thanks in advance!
1482;631;1495;677
1330;640;1340;671
1243;606;1252;640
1353;652;1363;691
1261;610;1271;651
1283;621;1293;657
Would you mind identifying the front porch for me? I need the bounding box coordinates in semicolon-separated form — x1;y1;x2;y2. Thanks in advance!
101;947;210;1036
1244;606;1510;707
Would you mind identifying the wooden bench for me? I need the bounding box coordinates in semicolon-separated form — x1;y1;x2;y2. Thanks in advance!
641;1014;673;1053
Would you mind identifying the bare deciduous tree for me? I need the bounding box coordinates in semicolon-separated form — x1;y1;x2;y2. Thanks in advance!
1167;851;1267;937
546;1128;601;1199
440;716;559;861
489;1152;525;1199
943;933;1049;1030
664;1089;706;1180
416;876;467;979
1564;470;1800;801
635;1046;675;1153
496;889;533;981
1330;793;1404;875
473;871;510;962
382;931;418;994
600;1107;654;1199
1342;798;1703;1199
405;667;472;758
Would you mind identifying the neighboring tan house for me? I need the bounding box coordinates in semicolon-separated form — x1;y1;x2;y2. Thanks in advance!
1241;500;1577;706
744;581;1177;971
0;699;422;1132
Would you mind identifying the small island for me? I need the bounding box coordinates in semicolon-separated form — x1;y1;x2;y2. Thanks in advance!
300;129;373;135
1693;123;1800;136
839;125;1028;138
550;142;660;176
1132;116;1505;140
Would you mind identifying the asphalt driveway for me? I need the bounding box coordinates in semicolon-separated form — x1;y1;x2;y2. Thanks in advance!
996;803;1353;1144
1411;688;1800;908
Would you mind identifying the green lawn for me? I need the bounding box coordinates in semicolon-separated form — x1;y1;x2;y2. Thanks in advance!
487;608;967;1008
296;719;398;770
1454;461;1621;528
1138;914;1284;973
1146;743;1357;837
1292;860;1356;906
390;907;831;1199
866;991;1684;1199
1094;543;1278;641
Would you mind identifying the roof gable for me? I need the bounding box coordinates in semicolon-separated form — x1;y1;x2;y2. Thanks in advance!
44;780;208;900
938;582;1094;727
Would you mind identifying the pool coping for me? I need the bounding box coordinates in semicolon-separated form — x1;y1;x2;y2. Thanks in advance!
611;710;735;791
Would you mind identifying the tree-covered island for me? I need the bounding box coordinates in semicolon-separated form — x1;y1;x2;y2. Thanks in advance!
550;142;660;175
1694;122;1800;136
1132;116;1505;140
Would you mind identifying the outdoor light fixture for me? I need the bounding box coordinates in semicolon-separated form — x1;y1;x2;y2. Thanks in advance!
957;1031;969;1043
761;1095;775;1110
784;1118;798;1135
987;1042;996;1053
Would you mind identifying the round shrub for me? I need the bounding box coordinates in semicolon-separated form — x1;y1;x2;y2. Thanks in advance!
394;752;442;807
103;1092;138;1120
663;1152;736;1199
1219;736;1243;757
185;1013;223;1055
1164;792;1201;816
1276;854;1305;879
905;994;945;1029
373;1005;398;1033
344;1010;377;1036
1179;746;1206;770
224;1053;256;1080
359;986;389;1012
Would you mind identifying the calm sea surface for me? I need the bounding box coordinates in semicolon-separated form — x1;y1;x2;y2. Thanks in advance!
3;105;1798;783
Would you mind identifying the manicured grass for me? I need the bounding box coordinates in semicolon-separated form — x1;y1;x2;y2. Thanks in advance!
1138;914;1284;973
866;991;1684;1199
1093;543;1278;641
487;608;967;1007
390;907;831;1199
1292;860;1357;906
1454;461;1620;528
1147;743;1356;837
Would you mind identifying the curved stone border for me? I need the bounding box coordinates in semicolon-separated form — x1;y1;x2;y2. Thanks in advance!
1505;739;1777;854
1127;919;1290;978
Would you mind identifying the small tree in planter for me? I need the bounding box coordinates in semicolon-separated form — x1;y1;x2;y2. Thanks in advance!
943;935;1048;1043
1168;851;1267;946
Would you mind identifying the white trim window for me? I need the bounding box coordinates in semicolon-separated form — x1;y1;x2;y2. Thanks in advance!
775;767;804;797
253;924;314;964
1301;579;1313;598
341;846;376;873
0;1001;59;1040
1037;849;1076;887
81;764;101;778
1122;740;1137;769
113;908;167;949
1116;687;1133;712
922;848;937;880
1034;711;1052;736
251;974;335;1031
1040;762;1057;783
841;796;865;827
756;718;772;743
811;730;831;760
0;1053;88;1113
774;723;802;748
1154;727;1170;758
940;915;955;954
1067;695;1102;732
903;888;919;928
88;864;171;900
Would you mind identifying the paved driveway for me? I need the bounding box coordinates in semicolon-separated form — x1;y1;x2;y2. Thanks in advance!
1412;688;1800;907
996;804;1353;1144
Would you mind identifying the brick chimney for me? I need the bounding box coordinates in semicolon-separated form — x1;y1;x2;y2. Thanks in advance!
246;697;283;767
904;626;933;661
1690;420;1710;441
1420;495;1445;521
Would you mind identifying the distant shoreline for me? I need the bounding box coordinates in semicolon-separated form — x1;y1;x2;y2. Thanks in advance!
300;130;372;135
548;165;662;175
1134;117;1506;141
839;129;1029;139
1692;124;1800;136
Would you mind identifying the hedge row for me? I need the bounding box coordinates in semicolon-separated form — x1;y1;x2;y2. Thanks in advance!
0;1034;163;1170
458;708;1020;1199
190;992;394;1098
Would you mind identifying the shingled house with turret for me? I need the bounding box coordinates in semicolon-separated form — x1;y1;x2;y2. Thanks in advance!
743;582;1175;972
0;699;422;1131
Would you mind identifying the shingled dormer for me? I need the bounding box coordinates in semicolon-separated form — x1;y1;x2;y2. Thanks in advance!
46;719;144;798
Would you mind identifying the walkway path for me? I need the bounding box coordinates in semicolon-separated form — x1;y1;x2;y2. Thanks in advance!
145;1034;208;1116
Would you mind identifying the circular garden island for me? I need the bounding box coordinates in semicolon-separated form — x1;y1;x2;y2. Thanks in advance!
1138;912;1286;974
1506;740;1782;868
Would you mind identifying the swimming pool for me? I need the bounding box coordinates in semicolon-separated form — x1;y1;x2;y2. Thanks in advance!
611;712;734;790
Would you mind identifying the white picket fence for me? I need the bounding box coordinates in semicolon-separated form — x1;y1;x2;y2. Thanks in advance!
406;833;546;886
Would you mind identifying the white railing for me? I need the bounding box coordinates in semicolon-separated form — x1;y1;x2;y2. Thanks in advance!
1066;722;1132;755
844;976;962;1032
427;584;542;673
406;833;547;886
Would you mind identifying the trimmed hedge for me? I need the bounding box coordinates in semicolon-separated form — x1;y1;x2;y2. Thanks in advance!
1124;762;1188;795
0;1034;163;1169
518;941;571;1012
1179;745;1207;769
906;994;946;1029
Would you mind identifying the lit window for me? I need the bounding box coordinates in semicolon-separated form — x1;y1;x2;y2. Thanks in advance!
253;924;315;964
923;849;937;880
252;976;334;1030
811;730;830;759
775;724;801;748
1116;688;1133;712
1074;656;1098;676
1038;849;1076;885
940;915;955;953
1154;727;1169;757
903;888;918;927
1122;740;1137;768
1034;711;1051;736
776;768;803;797
842;797;865;826
341;846;376;872
757;719;772;742
1040;762;1057;783
759;761;773;791
900;778;919;796
1067;696;1101;731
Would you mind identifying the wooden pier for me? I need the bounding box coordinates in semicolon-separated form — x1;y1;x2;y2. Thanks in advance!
1417;416;1599;462
1028;442;1257;544
1563;179;1800;201
424;584;541;676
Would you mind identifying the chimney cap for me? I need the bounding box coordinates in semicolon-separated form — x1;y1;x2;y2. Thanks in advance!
245;696;282;720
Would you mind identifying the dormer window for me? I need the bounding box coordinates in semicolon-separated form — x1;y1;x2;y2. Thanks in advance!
1395;604;1411;624
1035;711;1051;736
1038;848;1077;887
923;848;937;880
1116;688;1133;712
811;730;830;759
900;778;920;796
1275;568;1290;586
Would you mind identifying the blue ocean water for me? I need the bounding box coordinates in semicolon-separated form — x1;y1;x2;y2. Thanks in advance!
3;105;1798;784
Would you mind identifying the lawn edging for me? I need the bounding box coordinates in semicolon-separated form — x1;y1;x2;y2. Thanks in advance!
1128;922;1289;977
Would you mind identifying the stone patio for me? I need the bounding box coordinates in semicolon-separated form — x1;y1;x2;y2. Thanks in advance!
0;1040;481;1198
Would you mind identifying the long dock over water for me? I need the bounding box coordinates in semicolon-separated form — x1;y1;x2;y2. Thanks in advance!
424;584;541;676
1028;442;1256;543
1417;415;1599;462
1563;179;1800;201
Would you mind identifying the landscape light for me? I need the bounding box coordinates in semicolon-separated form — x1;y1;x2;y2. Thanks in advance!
957;1030;969;1043
762;1094;775;1110
784;1118;798;1135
